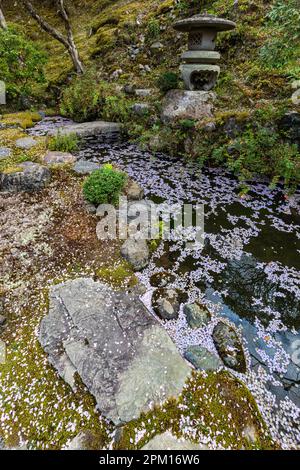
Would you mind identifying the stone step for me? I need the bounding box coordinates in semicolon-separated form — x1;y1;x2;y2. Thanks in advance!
49;121;122;141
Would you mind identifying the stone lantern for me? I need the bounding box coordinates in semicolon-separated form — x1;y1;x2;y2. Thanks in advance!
173;14;236;91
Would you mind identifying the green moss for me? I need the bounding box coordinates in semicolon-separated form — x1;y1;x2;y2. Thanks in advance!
0;288;111;449
1;112;42;129
116;370;276;450
215;110;251;126
95;261;138;289
2;165;23;174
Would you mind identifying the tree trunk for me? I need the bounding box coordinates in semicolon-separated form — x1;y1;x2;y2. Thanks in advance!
0;1;7;30
21;0;84;74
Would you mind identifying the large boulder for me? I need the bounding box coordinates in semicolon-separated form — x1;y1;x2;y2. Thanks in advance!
0;162;51;193
39;278;191;424
120;238;149;271
161;90;215;124
212;321;246;373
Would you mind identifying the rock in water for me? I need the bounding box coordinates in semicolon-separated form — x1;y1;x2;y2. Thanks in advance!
152;288;186;320
120;238;149;271
184;345;222;371
212;321;246;373
184;302;211;329
161;90;215;124
0;162;51;193
39;278;191;424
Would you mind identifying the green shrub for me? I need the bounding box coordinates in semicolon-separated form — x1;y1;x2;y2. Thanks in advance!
212;126;300;189
0;27;47;103
102;95;130;123
48;133;79;153
156;72;179;93
60;69;104;122
259;0;300;71
83;164;127;205
146;19;160;41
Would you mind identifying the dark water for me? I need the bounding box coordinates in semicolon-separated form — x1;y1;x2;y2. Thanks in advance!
30;118;300;448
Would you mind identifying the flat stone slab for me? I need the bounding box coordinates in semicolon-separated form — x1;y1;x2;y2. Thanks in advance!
161;90;215;123
43;151;76;165
50;121;121;141
73;160;101;175
39;278;191;424
142;431;208;450
15;137;38;150
0;147;11;160
0;162;51;193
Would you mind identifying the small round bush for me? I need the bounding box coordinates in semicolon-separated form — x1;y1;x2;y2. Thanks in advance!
83;164;127;205
156;72;179;93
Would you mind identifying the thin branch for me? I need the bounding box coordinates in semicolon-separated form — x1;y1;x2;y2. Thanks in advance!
0;0;7;30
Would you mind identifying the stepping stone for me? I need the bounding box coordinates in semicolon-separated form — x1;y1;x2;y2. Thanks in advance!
0;147;11;160
43;151;76;165
73;160;101;175
50;121;121;141
15;137;38;150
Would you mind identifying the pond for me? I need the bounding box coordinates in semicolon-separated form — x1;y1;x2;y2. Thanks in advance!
30;118;300;448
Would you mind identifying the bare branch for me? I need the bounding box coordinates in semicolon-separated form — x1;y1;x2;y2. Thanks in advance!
0;0;7;30
21;0;84;74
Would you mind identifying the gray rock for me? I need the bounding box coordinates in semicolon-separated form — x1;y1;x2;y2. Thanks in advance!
121;238;149;271
184;345;222;371
150;42;164;52
73;160;101;175
0;162;51;193
152;288;186;321
213;321;246;373
124;179;144;200
15;137;38;150
0;147;11;160
39;278;191;424
142;431;207;450
131;103;150;117
83;200;97;214
51;121;121;141
65;431;102;450
135;89;153;97
123;84;136;95
0;315;6;327
184;302;211;329
43;151;76;165
161;90;215;124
